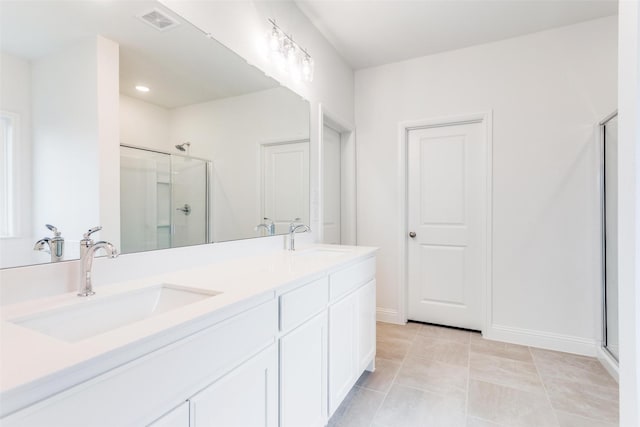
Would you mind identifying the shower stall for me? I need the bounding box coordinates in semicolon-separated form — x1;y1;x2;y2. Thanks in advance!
600;112;619;362
120;145;211;254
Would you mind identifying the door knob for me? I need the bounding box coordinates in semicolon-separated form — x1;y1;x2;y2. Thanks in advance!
409;232;416;238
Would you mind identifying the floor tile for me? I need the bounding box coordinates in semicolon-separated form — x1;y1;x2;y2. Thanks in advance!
366;322;619;427
417;323;471;344
376;337;412;362
395;355;468;394
356;357;402;393
466;417;506;427
467;379;558;426
377;321;420;341
470;337;533;362
373;384;466;427
543;376;619;423
469;352;545;394
531;348;618;389
408;335;470;367
328;386;386;427
555;410;618;427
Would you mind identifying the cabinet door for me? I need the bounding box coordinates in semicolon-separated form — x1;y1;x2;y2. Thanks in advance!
358;280;376;372
328;292;358;416
280;312;328;427
148;401;189;427
190;345;278;427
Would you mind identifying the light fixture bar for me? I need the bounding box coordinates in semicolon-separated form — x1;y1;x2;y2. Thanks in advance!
267;18;314;82
268;18;311;58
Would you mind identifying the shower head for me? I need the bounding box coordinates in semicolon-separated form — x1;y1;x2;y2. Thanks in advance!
175;142;191;152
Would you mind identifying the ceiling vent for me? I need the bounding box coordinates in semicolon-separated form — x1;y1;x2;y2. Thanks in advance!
137;8;180;32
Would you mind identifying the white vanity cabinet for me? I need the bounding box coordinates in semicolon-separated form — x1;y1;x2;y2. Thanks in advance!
148;402;190;427
1;299;278;427
189;344;278;427
278;277;329;427
328;257;377;416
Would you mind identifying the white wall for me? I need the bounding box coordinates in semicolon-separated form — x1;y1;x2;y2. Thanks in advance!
355;16;617;355
617;1;640;424
120;94;170;151
0;52;36;267
97;36;120;251
30;37;119;254
31;38;100;245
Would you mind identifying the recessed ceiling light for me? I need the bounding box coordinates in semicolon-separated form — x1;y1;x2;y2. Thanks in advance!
135;85;150;93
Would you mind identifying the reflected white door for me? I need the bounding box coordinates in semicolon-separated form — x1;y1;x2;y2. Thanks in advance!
407;122;487;330
262;141;309;235
323;125;341;244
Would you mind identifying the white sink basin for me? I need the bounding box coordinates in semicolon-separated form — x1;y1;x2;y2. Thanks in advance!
11;284;221;342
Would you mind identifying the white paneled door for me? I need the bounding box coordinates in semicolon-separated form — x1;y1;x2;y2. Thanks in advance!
407;121;487;331
262;141;310;235
323;125;342;244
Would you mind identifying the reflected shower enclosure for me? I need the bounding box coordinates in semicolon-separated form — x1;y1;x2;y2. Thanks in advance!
120;145;210;254
600;112;618;362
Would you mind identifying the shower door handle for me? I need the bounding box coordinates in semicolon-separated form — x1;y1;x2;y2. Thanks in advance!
176;204;191;216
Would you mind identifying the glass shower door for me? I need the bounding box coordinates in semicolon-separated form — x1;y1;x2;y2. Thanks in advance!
602;114;619;361
120;146;172;253
171;155;209;248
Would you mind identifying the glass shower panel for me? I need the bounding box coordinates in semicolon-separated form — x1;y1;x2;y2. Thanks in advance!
603;115;619;361
171;156;209;248
120;147;172;253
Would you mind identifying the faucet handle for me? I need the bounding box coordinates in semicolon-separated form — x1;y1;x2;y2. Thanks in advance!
45;224;61;237
288;218;302;232
83;226;102;239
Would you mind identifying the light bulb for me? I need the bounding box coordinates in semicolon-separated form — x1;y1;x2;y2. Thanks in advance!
302;55;314;82
268;26;281;53
283;39;297;65
289;58;301;83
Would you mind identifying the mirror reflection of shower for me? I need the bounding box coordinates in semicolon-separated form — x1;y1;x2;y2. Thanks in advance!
119;145;210;254
175;142;191;155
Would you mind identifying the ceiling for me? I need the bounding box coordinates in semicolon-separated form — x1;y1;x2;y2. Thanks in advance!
295;0;618;70
1;1;278;109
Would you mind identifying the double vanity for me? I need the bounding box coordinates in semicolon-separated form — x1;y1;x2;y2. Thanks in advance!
0;245;377;427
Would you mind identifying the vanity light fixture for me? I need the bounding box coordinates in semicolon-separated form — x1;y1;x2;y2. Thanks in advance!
267;19;314;83
135;85;150;93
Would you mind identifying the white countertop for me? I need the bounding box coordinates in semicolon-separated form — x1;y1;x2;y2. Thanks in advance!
0;244;376;416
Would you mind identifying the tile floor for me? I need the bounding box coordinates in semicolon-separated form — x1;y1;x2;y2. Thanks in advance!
329;322;619;427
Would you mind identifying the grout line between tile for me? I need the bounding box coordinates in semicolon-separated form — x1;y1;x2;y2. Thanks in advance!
530;345;561;427
367;323;416;426
464;333;471;421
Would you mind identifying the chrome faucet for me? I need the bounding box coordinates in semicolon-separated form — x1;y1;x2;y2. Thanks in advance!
34;224;65;262
288;224;310;251
255;217;276;236
79;226;118;297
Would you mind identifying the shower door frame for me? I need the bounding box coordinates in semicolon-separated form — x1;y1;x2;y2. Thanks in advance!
598;111;618;363
120;144;211;247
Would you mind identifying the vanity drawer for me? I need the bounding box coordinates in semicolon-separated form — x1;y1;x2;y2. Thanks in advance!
329;257;376;302
280;277;328;332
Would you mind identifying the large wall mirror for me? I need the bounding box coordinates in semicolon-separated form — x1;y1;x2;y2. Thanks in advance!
0;0;310;269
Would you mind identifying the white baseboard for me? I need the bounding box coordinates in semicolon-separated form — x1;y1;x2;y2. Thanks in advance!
376;307;403;324
597;346;619;382
484;324;599;357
